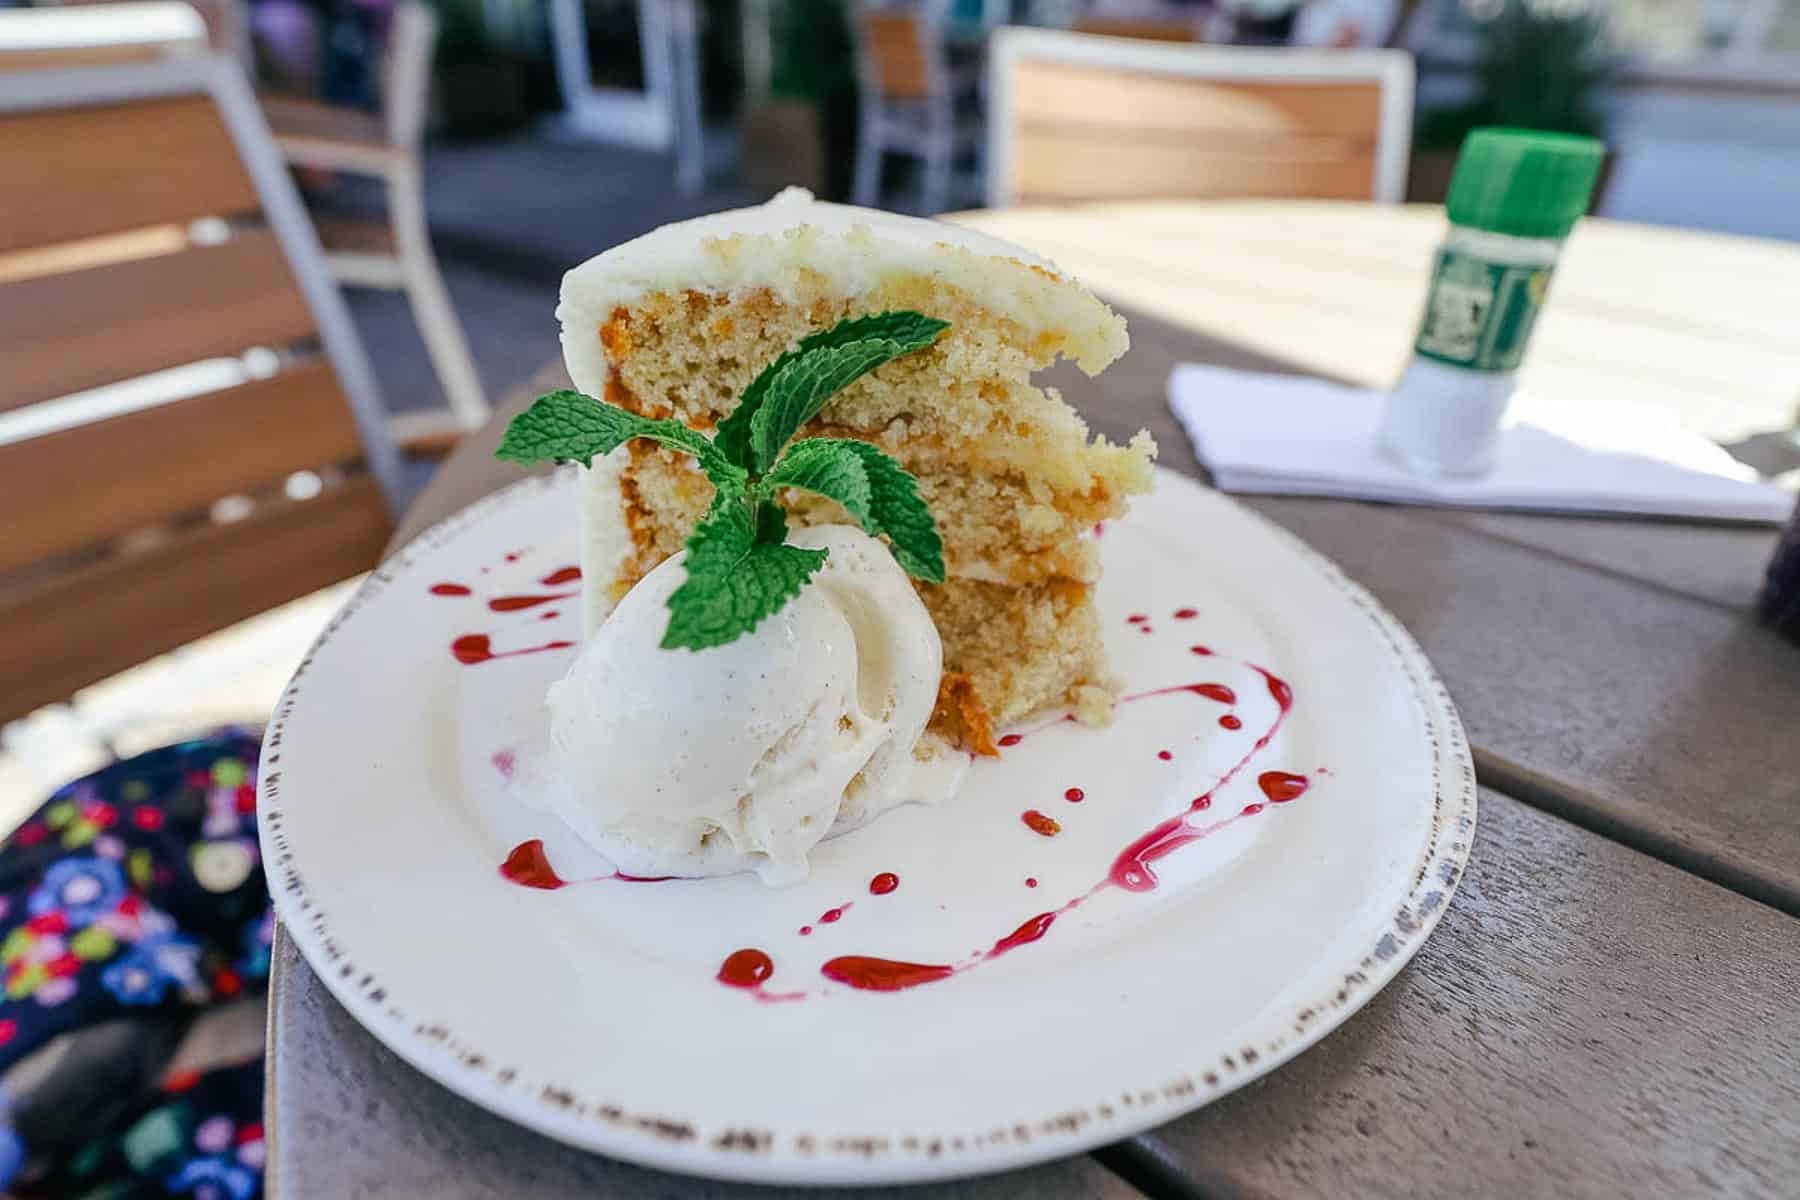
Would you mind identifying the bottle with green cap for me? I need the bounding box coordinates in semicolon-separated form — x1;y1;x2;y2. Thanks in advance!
1380;127;1606;477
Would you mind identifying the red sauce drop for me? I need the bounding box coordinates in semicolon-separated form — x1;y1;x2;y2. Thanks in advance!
717;949;773;988
1157;750;1173;761
1109;814;1211;892
1191;795;1212;811
1022;810;1061;837
499;840;564;890
1190;683;1236;705
540;566;582;586
1025;877;1039;888
1127;614;1148;624
504;551;523;563
998;734;1023;748
429;583;471;596
541;610;560;621
490;750;515;779
1190;645;1213;656
1064;787;1085;803
1173;607;1199;620
989;911;1057;958
819;905;849;924
451;634;574;665
1220;714;1243;730
1258;771;1311;803
799;926;812;936
821;956;957;992
1241;803;1266;816
613;871;678;883
488;591;577;613
869;872;899;895
1260;667;1295;713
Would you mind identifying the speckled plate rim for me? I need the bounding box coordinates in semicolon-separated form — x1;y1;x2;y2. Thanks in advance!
260;466;1477;1186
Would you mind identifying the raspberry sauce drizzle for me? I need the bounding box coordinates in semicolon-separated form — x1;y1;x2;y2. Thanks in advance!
820;957;956;991
717;948;805;1004
818;664;1306;994
498;840;677;889
429;583;471;596
487;591;577;613
540;566;582;586
869;872;900;895
451;635;574;665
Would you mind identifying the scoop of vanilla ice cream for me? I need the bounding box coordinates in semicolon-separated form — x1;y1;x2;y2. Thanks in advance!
540;524;964;885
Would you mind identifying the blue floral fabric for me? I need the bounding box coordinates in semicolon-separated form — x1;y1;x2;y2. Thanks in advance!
0;729;272;1199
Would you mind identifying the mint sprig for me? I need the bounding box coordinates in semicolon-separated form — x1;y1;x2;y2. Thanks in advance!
497;310;949;650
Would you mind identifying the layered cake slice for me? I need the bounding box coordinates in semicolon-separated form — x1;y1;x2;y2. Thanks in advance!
559;189;1155;754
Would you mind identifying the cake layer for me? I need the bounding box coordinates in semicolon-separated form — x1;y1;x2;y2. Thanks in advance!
619;435;1146;587
558;188;1129;398
563;191;1150;751
921;575;1113;756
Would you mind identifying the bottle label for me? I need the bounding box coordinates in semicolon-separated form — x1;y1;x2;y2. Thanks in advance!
1413;246;1552;372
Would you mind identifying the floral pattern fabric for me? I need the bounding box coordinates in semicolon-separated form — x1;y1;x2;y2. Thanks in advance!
0;730;272;1199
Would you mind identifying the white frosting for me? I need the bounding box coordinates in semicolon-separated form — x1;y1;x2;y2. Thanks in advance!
557;188;1128;399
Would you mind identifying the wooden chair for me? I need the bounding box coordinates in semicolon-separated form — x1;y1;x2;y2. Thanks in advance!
0;56;402;726
261;1;487;455
0;2;206;72
986;28;1415;207
852;3;984;214
1070;16;1206;43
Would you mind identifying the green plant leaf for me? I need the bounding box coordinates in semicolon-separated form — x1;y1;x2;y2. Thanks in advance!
496;390;747;494
713;311;947;470
662;499;829;650
766;438;943;583
759;437;874;526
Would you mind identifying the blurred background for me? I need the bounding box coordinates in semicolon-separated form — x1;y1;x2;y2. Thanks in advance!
2;0;1797;812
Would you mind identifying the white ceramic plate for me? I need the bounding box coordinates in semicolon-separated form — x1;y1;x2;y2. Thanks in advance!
260;466;1475;1186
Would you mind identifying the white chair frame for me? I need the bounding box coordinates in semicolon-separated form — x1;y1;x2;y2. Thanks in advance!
851;1;984;214
271;2;488;445
985;27;1416;208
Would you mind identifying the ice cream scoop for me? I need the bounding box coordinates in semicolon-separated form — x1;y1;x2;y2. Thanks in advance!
538;525;964;884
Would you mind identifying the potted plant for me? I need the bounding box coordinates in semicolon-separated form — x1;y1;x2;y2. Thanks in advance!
1409;0;1620;204
431;0;529;139
740;0;855;198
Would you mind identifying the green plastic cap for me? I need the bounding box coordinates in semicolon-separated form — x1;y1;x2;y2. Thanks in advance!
1445;127;1605;240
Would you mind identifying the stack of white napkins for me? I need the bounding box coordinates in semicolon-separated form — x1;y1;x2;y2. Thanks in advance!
1168;364;1795;524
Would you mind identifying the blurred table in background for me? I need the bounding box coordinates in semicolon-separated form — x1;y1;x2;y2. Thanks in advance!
266;200;1800;1198
962;200;1800;447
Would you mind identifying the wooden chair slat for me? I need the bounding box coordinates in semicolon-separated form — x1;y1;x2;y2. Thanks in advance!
0;476;390;723
0;93;261;254
0;229;316;413
0;359;363;574
0;44;165;73
861;11;931;100
1012;138;1379;203
1070;18;1203;42
1013;60;1384;138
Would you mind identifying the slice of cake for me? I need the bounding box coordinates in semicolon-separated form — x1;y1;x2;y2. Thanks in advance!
559;189;1155;754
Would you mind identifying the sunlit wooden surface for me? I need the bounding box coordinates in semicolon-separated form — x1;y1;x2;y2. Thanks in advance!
954;201;1800;443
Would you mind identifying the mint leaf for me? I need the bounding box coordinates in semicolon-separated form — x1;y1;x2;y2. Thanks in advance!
764;438;944;583
759;438;874;526
745;342;895;474
497;390;747;494
833;440;945;582
715;311;947;471
662;499;828;650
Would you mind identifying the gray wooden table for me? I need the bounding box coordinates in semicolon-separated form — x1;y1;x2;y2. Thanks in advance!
267;253;1800;1194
